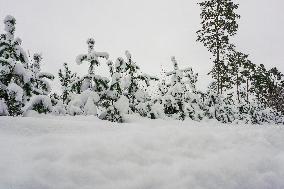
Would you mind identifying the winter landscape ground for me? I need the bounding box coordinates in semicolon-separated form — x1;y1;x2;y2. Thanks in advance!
1;115;284;189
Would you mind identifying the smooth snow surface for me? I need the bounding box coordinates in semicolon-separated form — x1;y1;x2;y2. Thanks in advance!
0;115;284;189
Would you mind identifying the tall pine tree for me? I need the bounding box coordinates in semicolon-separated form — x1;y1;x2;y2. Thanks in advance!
197;0;240;94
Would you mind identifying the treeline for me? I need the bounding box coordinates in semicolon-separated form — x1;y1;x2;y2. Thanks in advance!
196;0;284;116
0;0;283;124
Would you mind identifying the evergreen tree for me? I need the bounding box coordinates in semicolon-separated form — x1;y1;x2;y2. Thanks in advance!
21;53;55;114
197;0;240;94
0;15;32;115
58;62;77;104
75;38;109;94
119;50;158;113
99;61;129;122
162;56;203;120
30;53;54;95
227;50;254;103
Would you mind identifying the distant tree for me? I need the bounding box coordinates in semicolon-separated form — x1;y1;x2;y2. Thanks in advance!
227;49;255;103
197;0;240;94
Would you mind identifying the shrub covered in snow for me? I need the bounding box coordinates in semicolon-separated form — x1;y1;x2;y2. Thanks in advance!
67;89;100;116
23;95;53;114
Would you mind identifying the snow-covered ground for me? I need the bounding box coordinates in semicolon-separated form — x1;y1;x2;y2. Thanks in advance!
0;115;284;189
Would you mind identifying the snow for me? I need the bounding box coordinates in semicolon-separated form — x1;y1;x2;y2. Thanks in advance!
67;89;100;116
14;63;32;83
114;95;129;114
37;72;55;80
3;15;15;37
0;99;8;115
23;95;53;113
7;82;23;102
0;115;283;189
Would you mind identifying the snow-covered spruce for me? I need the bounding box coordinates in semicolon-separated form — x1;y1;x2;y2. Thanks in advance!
74;38;109;94
30;53;54;95
99;61;129;122
23;95;53;114
159;56;203;121
58;62;78;104
116;50;159;117
0;15;33;115
67;89;100;116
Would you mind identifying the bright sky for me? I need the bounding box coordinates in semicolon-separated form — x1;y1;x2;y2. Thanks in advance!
1;0;284;91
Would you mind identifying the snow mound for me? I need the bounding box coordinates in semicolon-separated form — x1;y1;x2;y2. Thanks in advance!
0;116;283;189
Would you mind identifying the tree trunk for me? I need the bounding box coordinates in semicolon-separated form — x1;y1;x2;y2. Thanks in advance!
237;74;240;103
246;78;249;102
216;2;221;95
217;54;220;94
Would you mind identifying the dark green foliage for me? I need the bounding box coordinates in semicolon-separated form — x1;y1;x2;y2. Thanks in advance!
32;101;51;114
6;92;22;116
197;0;240;94
58;63;77;104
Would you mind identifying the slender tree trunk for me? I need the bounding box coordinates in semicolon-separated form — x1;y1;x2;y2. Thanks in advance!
216;2;221;95
237;74;240;103
216;52;220;94
246;78;249;102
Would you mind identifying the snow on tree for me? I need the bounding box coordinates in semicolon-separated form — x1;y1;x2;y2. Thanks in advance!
58;62;78;104
21;53;55;114
0;98;8;115
74;38;109;94
119;50;158;114
162;56;203;120
202;86;238;123
0;15;33;115
99;60;129;122
30;53;54;95
23;95;53;114
247;98;283;125
49;93;66;115
6;81;23;115
67;89;100;116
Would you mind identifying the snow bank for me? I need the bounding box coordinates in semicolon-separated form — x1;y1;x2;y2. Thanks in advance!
0;116;283;189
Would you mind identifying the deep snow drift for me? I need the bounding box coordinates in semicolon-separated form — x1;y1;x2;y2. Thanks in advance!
0;115;284;189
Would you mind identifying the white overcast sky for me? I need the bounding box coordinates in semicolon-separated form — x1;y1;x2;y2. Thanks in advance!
0;0;284;91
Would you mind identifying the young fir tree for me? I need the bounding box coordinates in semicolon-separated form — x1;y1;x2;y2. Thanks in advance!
99;60;129;122
120;50;158;114
163;56;203;120
58;62;77;104
22;53;55;114
197;0;240;94
30;53;55;95
0;15;32;115
75;38;109;94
